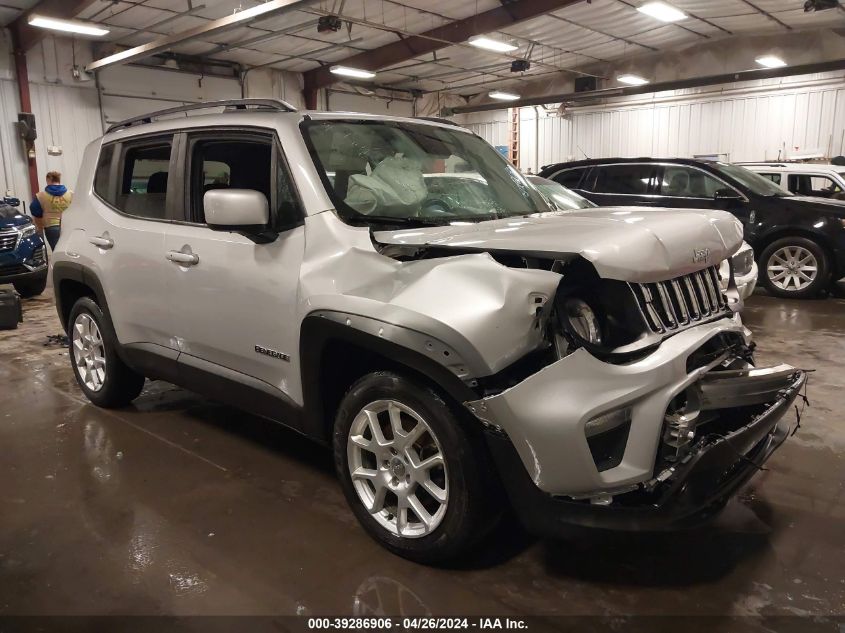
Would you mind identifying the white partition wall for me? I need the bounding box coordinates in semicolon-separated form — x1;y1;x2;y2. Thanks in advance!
462;70;845;173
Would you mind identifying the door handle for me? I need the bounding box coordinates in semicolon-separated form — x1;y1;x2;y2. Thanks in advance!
89;235;114;249
166;250;199;266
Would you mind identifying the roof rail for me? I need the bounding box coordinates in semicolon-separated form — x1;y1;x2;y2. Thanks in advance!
106;98;297;133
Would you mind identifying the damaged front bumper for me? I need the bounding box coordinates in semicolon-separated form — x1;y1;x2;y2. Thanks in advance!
466;314;805;532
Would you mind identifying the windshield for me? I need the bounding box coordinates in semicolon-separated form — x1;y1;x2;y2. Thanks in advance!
712;162;792;197
302;119;551;225
527;176;596;210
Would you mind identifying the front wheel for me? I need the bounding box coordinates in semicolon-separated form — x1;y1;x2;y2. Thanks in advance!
760;237;830;299
333;371;497;564
68;297;145;408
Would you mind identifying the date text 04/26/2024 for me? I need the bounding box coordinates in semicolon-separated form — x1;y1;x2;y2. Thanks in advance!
307;618;528;630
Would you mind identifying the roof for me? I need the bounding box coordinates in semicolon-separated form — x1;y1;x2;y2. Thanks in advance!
540;157;720;172
739;163;845;173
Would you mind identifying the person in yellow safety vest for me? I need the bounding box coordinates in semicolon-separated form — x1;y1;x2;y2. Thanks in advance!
30;171;73;251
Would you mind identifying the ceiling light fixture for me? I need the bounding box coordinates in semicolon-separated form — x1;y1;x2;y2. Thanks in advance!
489;91;520;100
28;14;109;36
618;74;650;86
636;1;687;22
469;36;518;53
329;65;376;79
755;55;787;68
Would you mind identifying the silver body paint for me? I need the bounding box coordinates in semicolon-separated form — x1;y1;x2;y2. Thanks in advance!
54;109;790;503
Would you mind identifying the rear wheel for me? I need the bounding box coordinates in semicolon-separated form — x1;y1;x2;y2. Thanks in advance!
334;371;497;564
760;237;830;299
68;297;145;408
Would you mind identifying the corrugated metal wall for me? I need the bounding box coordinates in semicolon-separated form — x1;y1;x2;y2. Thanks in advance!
464;71;845;172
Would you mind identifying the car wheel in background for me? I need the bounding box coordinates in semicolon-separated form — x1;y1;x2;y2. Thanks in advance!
760;237;830;299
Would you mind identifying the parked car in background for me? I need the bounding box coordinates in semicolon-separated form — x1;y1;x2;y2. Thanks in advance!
739;162;845;200
52;100;806;563
0;199;48;297
526;175;597;211
539;158;845;299
527;175;758;301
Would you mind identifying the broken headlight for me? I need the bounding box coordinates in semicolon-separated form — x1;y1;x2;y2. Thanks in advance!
562;298;602;345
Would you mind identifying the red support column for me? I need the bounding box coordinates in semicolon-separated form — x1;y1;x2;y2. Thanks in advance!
11;31;39;199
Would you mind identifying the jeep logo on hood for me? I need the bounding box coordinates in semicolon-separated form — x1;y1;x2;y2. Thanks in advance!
693;247;711;264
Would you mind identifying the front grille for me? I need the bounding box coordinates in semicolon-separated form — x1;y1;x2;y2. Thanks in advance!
0;263;27;276
630;266;728;334
0;230;19;252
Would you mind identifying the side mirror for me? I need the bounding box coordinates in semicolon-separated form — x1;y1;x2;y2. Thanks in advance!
714;188;742;201
204;189;269;227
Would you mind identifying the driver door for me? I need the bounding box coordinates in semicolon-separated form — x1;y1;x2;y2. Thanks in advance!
162;129;306;404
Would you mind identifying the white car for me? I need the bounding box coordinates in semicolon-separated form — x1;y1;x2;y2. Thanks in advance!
51;99;804;563
740;162;845;200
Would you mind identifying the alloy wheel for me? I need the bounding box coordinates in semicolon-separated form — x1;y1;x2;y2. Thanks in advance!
347;400;449;538
72;313;106;392
766;246;818;292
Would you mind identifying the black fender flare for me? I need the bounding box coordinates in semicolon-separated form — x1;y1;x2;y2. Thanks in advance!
299;313;480;441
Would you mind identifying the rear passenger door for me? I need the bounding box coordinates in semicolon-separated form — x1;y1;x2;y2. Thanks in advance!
580;163;661;207
87;135;175;353
162;129;306;404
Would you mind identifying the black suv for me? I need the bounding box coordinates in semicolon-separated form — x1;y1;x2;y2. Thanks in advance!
539;158;845;299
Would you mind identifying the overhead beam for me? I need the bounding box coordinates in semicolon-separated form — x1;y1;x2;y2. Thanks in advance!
302;0;586;93
9;0;100;52
86;0;313;72
446;58;845;114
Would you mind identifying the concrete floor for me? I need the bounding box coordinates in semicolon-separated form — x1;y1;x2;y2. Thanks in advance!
0;288;843;619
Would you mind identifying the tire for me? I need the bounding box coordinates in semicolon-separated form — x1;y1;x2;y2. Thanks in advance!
759;237;830;299
13;274;47;298
68;297;145;408
333;371;497;564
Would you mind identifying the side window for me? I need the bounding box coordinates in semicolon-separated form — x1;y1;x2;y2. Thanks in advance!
658;166;724;198
759;173;782;185
275;147;301;227
93;144;114;203
552;168;586;190
593;164;657;195
810;175;842;197
189;135;302;228
115;138;173;219
190;138;272;223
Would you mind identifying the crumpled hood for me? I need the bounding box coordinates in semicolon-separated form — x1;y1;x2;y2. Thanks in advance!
374;207;744;283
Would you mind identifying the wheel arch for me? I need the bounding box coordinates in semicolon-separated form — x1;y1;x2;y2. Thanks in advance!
299;313;481;444
754;227;836;266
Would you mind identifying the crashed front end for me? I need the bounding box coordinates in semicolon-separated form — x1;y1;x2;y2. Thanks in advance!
463;260;805;533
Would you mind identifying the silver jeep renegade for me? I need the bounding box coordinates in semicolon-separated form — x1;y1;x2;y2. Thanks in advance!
52;99;805;563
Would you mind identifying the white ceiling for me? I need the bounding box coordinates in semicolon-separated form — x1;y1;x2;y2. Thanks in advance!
53;0;845;95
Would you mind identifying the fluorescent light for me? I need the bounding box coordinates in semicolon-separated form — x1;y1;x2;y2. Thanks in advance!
756;55;787;68
489;91;520;100
469;36;518;53
618;74;649;86
637;1;687;22
329;65;376;79
28;15;109;36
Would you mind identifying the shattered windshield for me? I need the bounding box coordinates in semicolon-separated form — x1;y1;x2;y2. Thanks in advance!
301;119;550;225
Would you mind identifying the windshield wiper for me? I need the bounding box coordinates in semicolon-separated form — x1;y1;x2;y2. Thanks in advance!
354;215;448;227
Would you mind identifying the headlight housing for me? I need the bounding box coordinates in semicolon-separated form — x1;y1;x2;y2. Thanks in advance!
732;249;755;276
563;297;603;345
17;224;36;239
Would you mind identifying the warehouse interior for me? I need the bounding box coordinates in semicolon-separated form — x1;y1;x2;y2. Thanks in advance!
0;0;844;628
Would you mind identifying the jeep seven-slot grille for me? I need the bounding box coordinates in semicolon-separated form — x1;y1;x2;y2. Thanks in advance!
630;266;728;334
0;229;19;252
